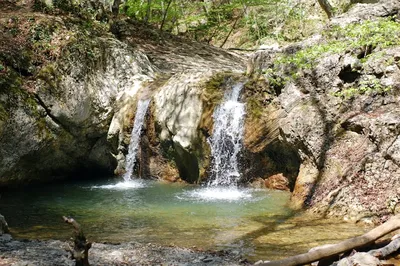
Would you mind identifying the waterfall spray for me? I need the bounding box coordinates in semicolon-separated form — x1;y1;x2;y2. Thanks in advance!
207;82;246;187
123;99;151;181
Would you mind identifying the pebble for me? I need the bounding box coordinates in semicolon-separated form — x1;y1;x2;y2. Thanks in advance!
203;257;214;263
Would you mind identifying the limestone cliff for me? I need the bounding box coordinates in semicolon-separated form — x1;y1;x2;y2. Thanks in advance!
246;0;400;221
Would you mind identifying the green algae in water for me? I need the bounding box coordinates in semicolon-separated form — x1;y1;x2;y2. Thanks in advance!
0;179;370;261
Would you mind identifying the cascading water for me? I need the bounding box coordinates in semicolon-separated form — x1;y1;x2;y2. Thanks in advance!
207;82;246;187
123;99;151;181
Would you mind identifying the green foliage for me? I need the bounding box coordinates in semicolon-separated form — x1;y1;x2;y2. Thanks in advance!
124;0;180;31
263;68;289;88
276;18;400;71
121;0;314;45
332;18;400;48
333;75;392;99
31;22;55;42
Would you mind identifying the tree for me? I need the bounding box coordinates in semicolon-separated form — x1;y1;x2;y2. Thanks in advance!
317;0;335;19
160;0;173;30
112;0;121;16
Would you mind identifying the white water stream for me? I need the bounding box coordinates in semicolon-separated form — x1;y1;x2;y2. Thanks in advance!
123;99;151;181
207;82;246;187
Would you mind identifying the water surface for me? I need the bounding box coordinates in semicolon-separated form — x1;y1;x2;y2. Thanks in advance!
0;179;370;261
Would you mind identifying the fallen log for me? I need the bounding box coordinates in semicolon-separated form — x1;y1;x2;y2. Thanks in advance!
259;214;400;266
63;216;92;266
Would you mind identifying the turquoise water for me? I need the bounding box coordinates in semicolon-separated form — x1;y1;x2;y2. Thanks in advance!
0;179;370;261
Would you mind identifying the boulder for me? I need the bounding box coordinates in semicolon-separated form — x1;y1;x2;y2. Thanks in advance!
264;173;290;191
0;17;156;184
0;214;9;235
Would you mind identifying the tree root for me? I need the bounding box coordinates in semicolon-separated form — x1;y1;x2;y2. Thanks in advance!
63;216;92;266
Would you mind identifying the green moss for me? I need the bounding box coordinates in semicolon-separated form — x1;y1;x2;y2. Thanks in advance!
243;76;278;121
202;72;229;105
37;63;61;90
63;34;106;71
244;79;264;119
247;97;264;119
0;104;8;122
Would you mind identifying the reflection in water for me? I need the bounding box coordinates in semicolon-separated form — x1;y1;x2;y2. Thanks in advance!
0;179;370;261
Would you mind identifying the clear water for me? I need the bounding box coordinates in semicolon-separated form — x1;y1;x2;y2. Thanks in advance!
123;99;151;181
0;179;370;261
208;82;246;186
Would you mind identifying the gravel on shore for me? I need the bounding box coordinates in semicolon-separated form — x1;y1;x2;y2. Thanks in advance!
0;234;249;266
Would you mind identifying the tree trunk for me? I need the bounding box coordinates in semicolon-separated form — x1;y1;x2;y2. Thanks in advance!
145;0;152;22
111;0;121;17
160;0;173;31
219;12;242;48
317;0;335;18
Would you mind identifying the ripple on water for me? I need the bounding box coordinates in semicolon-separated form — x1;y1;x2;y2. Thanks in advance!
90;180;147;190
177;187;254;202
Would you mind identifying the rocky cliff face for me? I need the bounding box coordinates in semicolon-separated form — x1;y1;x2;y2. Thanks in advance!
2;0;400;221
246;0;400;221
0;10;158;184
107;19;245;182
0;5;245;185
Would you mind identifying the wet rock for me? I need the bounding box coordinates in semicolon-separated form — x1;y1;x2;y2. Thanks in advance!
264;173;290;191
0;233;12;242
250;178;266;188
0;214;9;234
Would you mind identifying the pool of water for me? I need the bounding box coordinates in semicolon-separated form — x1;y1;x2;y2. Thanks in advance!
0;179;371;261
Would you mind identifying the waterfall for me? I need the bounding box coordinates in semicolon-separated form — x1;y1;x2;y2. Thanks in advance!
207;82;246;187
123;99;151;181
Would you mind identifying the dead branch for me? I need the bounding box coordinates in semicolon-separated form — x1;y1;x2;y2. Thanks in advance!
63;216;92;266
368;234;400;259
260;214;400;266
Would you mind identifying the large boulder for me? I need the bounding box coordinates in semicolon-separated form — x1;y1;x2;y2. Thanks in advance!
0;13;156;184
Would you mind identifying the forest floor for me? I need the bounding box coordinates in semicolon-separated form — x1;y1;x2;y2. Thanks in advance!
0;234;249;266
